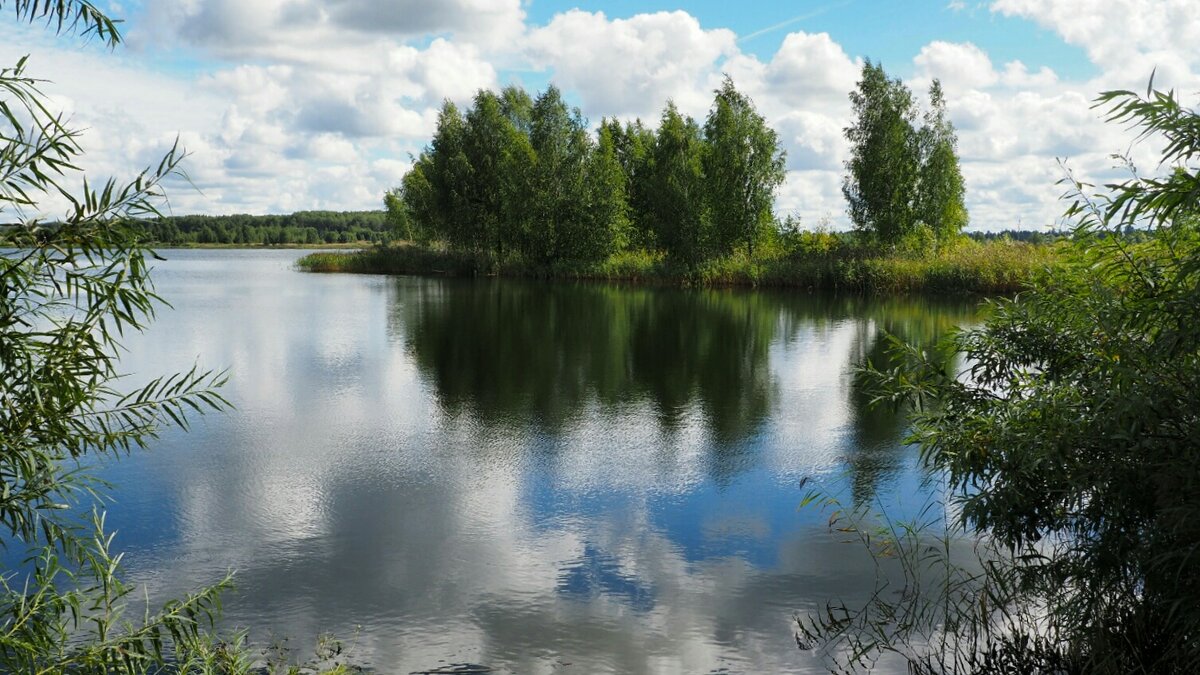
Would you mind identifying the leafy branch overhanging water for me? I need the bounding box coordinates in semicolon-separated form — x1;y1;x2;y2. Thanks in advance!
797;80;1200;674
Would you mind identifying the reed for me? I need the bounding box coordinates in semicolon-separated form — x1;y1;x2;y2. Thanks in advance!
297;238;1060;295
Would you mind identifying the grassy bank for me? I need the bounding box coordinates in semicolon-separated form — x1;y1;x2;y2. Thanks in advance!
296;238;1060;295
152;241;373;250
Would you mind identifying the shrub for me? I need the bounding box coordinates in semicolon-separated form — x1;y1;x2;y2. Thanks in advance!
798;81;1200;674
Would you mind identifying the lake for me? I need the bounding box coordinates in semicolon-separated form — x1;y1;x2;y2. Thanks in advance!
97;249;979;673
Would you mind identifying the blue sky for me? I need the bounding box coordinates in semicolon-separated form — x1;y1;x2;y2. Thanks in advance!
524;1;1095;77
0;1;1195;229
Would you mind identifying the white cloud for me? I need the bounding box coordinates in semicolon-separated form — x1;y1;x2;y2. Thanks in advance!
905;43;1127;229
525;10;738;121
2;4;1196;229
0;11;502;216
1000;60;1058;88
404;38;498;104
764;32;860;106
990;0;1200;75
777;170;844;227
914;41;999;91
139;0;526;55
774;112;846;171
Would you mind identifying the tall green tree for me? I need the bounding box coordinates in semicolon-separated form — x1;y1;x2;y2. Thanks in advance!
527;86;590;264
497;87;538;254
650;102;709;266
400;155;436;244
703;76;787;258
428;101;474;251
499;125;537;264
463;89;521;261
916;79;968;241
383;186;411;241
603;117;657;249
395;81;795;268
499;84;534;135
583;122;631;259
842;60;920;247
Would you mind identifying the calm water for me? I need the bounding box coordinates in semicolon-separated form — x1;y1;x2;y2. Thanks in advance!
94;249;978;673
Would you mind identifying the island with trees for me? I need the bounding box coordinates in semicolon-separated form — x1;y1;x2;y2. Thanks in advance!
298;64;1058;294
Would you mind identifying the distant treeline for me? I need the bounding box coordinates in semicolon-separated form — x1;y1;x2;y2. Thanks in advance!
964;226;1154;245
966;229;1064;244
133;211;391;245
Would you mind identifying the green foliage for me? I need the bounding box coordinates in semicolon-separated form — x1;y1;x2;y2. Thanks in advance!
1;0;121;47
255;632;366;675
648;102;710;266
703;75;787;258
843;60;920;246
498;85;534;135
897;221;937;255
463;89;516;260
527;86;593;264
383;188;410;241
585;121;631;256
916;81;969;240
803;81;1200;673
297;243;486;277
400;155;435;246
967;229;1065;245
426;101;472;252
492;89;539;262
603;118;657;249
776;215;844;257
300;237;1053;295
0;5;248;672
844;62;968;248
397;79;788;270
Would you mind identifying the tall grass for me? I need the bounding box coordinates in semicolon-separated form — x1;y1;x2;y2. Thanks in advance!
297;237;1060;295
297;245;484;276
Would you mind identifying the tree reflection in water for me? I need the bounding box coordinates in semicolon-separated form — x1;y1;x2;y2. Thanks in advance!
395;278;974;501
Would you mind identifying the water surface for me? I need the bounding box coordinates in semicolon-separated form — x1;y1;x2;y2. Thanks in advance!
98;249;978;673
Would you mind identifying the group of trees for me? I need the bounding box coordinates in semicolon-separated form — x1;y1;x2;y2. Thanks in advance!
843;60;968;247
396;62;969;265
399;77;786;267
16;0;1197;668
134;211;389;245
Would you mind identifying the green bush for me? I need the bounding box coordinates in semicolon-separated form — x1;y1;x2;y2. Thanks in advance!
799;82;1200;674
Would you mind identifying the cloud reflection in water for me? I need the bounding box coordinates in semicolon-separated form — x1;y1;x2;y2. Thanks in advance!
94;250;977;673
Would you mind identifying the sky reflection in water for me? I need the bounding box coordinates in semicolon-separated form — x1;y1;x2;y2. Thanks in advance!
90;249;977;673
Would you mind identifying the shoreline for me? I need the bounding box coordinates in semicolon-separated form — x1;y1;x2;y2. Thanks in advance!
295;242;1060;296
148;242;374;250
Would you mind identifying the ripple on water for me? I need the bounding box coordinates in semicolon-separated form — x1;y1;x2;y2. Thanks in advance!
92;252;978;673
